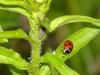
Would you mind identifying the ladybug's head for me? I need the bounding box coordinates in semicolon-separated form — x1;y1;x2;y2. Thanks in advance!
63;48;71;54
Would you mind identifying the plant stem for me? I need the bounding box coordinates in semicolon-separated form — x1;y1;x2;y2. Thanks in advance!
31;40;41;75
28;18;41;75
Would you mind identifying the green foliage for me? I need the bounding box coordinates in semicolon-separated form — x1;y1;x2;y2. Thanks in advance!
0;26;8;43
9;65;25;75
48;15;100;32
41;54;79;75
0;46;30;71
0;0;100;75
0;29;28;39
0;10;21;29
40;66;50;75
0;5;30;18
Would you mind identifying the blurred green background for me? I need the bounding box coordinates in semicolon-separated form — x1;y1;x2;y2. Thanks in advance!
0;0;100;75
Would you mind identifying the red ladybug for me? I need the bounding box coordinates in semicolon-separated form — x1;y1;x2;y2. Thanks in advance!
63;40;73;54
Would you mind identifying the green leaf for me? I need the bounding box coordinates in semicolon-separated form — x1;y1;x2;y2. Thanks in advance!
38;0;51;20
35;0;47;3
48;15;100;32
0;46;31;71
0;26;8;43
55;27;100;61
0;4;30;18
0;39;8;43
39;0;51;13
9;65;25;75
0;10;21;30
40;65;51;75
0;0;27;8
0;29;28;40
41;54;79;75
42;18;50;31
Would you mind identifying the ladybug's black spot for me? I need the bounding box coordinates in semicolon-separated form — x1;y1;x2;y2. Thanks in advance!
68;43;71;45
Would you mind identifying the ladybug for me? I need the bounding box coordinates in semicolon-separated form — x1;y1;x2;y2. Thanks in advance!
63;40;73;54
